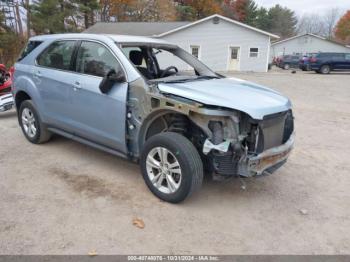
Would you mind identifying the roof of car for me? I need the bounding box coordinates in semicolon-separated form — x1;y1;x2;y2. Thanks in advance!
29;33;173;45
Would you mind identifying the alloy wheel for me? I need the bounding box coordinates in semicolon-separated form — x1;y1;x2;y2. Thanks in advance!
146;147;182;194
21;108;37;138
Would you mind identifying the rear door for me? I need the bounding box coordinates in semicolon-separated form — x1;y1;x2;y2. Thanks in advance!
331;53;346;70
344;54;350;69
292;56;300;67
70;40;128;152
34;40;78;132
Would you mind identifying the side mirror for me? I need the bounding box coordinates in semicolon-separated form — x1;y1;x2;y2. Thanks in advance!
99;69;126;94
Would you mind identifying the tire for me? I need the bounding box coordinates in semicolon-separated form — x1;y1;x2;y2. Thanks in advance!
140;132;203;203
320;65;330;74
19;100;52;144
283;64;290;70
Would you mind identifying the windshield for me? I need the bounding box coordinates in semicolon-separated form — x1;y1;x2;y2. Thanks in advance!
120;43;220;82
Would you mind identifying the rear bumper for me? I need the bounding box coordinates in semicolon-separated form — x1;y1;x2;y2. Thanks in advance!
0;93;14;112
240;132;295;177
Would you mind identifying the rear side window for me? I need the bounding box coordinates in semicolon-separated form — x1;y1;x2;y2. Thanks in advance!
18;41;42;61
37;41;76;71
317;53;329;58
332;53;344;60
345;54;350;60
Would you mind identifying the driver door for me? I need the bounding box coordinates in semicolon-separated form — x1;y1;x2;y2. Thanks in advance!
70;40;128;153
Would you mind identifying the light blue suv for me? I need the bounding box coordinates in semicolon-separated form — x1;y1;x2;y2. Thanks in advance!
13;34;294;203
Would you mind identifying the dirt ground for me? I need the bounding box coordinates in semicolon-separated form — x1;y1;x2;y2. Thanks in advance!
1;68;350;255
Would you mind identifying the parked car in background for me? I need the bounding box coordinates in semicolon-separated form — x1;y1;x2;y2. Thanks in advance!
0;64;14;112
309;52;350;74
273;56;283;67
299;54;317;71
278;55;301;70
13;34;295;203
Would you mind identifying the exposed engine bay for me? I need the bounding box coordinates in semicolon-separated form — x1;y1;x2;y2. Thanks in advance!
119;42;294;180
125;77;294;180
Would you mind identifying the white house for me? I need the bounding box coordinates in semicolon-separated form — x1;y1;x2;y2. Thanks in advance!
271;33;350;60
85;14;279;72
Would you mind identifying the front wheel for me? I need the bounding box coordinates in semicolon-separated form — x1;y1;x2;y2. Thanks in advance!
140;132;203;203
283;64;290;70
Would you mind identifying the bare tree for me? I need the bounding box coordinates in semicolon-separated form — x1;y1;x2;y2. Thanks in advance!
323;8;340;39
297;13;326;36
297;9;341;39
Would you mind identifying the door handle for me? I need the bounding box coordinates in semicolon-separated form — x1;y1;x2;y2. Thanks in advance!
34;71;42;78
73;81;82;90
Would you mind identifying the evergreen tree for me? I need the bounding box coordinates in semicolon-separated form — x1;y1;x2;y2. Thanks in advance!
267;4;297;38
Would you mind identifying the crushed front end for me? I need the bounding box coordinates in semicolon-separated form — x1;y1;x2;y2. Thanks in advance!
198;109;295;178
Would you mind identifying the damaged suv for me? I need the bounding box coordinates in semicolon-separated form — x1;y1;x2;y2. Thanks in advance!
13;34;294;203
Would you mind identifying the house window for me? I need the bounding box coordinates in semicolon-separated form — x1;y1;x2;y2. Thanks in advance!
190;45;200;59
249;47;259;58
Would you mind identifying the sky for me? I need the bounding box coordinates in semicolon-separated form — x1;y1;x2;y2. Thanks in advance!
254;0;350;16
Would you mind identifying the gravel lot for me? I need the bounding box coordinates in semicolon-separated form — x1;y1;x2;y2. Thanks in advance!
1;68;350;255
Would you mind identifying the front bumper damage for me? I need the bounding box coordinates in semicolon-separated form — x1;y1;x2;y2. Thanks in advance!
239;132;295;177
0;93;14;112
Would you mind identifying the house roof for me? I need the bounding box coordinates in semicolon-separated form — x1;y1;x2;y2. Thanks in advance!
156;14;279;38
84;21;190;36
272;33;350;49
84;14;279;39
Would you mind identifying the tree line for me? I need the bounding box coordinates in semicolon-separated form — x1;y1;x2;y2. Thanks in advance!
0;0;349;66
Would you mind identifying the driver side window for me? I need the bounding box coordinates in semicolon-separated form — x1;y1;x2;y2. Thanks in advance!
76;41;122;77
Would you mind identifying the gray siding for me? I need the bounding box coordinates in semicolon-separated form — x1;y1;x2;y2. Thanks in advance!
271;35;350;60
159;19;270;72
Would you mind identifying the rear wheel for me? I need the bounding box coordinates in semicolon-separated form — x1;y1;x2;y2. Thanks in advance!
140;132;203;203
320;65;330;74
283;64;290;70
19;100;51;144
